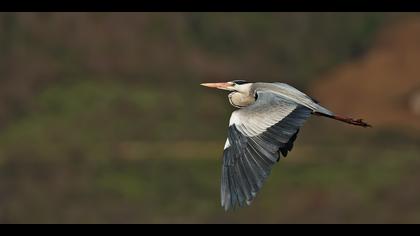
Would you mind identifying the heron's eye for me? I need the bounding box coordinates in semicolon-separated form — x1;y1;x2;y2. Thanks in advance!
233;80;247;85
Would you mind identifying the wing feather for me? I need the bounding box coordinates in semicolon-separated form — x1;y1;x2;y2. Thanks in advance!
221;90;312;210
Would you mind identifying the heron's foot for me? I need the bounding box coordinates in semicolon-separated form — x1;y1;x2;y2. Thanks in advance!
350;118;372;128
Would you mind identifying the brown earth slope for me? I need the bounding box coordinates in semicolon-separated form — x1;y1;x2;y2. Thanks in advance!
312;17;420;131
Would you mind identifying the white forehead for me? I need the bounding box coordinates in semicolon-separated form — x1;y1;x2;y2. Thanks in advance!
234;83;252;93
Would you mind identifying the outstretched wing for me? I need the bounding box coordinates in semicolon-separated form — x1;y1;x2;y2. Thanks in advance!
221;91;312;211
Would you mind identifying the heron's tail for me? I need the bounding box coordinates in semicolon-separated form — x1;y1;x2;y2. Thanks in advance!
314;112;371;128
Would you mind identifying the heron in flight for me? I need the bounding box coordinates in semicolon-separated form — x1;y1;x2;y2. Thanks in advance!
201;80;370;211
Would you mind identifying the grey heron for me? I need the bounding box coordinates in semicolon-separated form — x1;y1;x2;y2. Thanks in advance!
201;80;371;211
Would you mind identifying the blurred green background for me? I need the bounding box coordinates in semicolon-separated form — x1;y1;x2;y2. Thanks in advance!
0;12;420;223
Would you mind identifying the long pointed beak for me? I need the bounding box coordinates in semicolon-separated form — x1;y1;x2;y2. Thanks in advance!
200;82;232;90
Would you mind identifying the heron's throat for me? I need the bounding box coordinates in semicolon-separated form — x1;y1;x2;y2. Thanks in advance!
228;91;255;108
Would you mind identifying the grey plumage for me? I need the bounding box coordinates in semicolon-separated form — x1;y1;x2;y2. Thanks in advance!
200;80;370;211
221;90;313;210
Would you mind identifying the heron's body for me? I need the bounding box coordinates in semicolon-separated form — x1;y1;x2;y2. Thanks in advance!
201;80;370;211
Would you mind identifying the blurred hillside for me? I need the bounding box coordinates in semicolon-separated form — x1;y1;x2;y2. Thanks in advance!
0;13;419;223
313;16;420;131
0;13;404;136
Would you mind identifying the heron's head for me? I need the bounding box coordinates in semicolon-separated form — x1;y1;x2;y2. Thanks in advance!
201;80;251;93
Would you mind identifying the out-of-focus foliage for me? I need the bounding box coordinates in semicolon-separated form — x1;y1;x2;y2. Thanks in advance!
0;13;402;133
0;13;419;223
